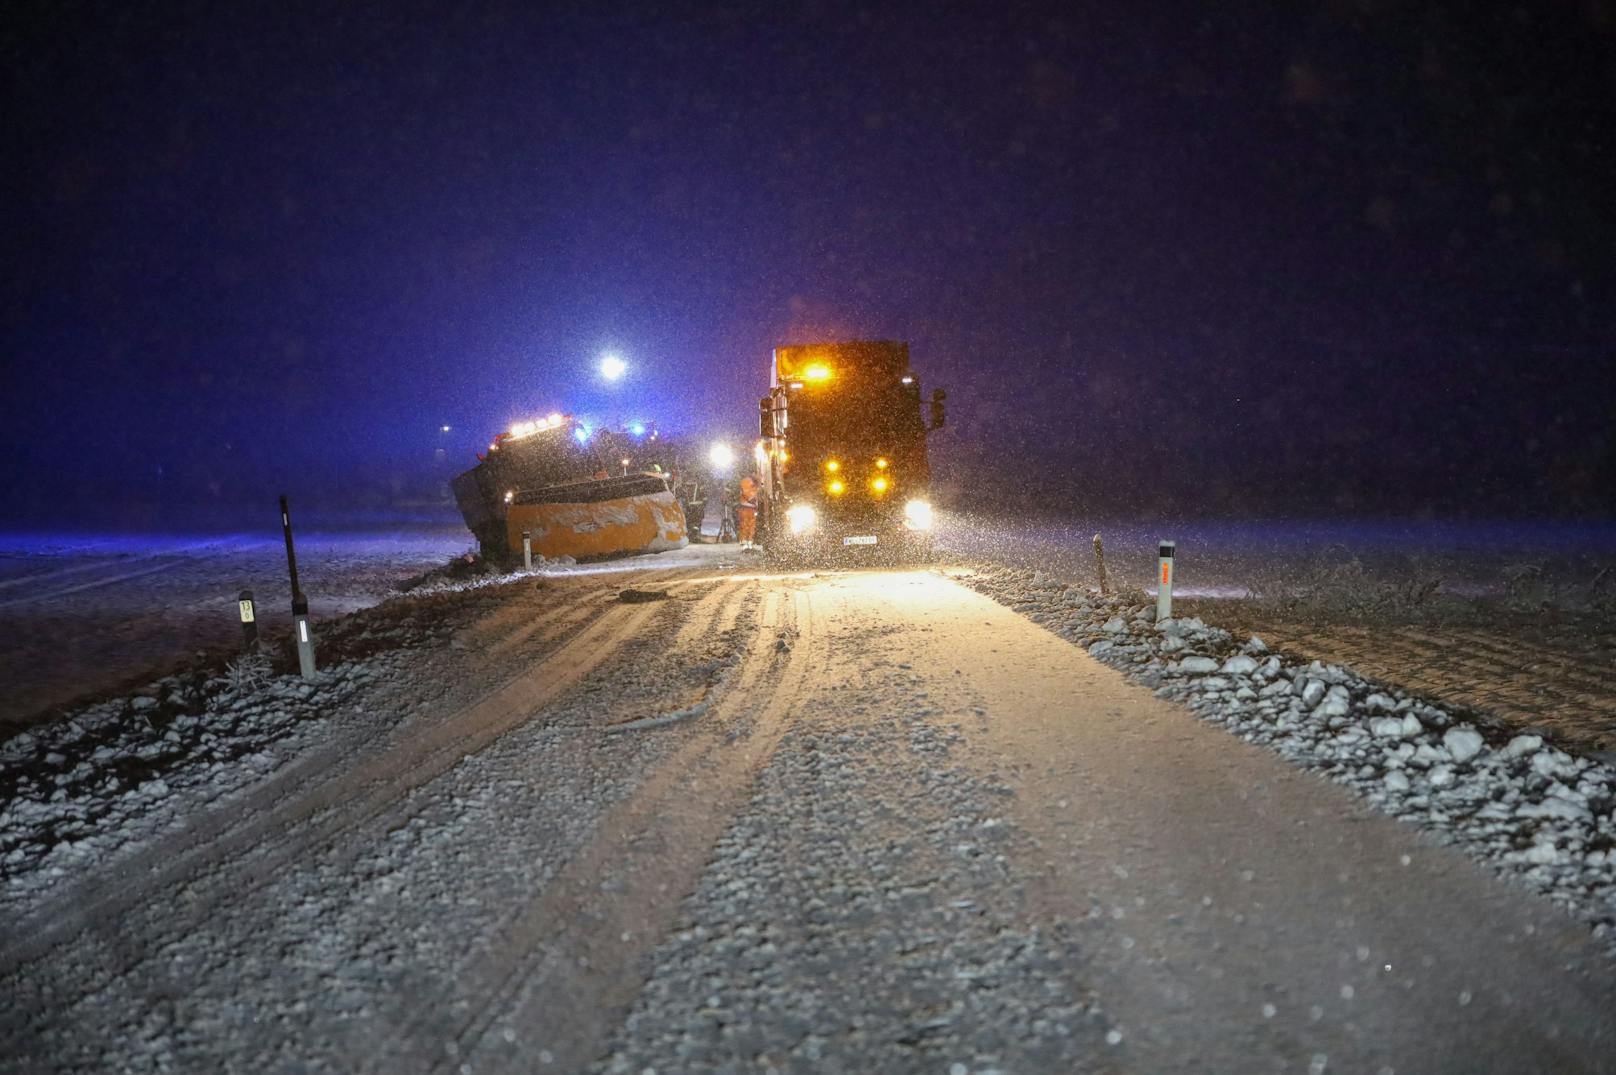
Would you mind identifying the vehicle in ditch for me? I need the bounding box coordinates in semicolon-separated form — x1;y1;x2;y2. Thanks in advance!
451;415;687;563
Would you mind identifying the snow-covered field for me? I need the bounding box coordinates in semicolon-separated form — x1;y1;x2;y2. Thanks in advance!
938;513;1616;604
0;526;476;727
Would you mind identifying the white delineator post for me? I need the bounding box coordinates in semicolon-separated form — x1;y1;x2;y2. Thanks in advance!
292;592;316;679
522;530;533;572
1156;540;1176;621
280;494;316;680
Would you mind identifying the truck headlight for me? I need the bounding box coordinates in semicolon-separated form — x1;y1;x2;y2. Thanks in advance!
786;504;818;535
903;499;934;531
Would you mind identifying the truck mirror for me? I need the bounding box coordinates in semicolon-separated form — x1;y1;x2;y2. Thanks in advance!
930;388;947;430
759;396;774;438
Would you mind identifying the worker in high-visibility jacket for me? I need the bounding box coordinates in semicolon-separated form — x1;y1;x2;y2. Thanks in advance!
737;475;759;550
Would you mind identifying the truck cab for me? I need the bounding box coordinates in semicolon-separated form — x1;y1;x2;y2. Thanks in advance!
756;340;945;561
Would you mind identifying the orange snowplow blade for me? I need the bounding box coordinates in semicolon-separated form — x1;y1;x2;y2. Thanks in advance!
505;488;688;561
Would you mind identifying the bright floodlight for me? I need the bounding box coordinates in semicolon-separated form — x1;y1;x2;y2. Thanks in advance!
708;442;735;470
600;354;627;381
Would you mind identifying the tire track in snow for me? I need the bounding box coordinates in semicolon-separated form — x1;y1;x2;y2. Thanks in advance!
321;578;756;1073
0;589;650;1005
460;567;682;659
363;581;816;1075
344;579;749;868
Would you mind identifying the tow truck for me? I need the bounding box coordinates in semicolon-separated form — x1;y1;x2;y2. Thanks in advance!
756;340;945;561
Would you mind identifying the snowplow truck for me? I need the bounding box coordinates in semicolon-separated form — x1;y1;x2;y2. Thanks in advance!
756;340;945;561
451;416;687;563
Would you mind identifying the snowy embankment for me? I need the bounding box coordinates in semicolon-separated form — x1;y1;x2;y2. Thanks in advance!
0;647;423;912
0;571;527;911
960;563;1616;953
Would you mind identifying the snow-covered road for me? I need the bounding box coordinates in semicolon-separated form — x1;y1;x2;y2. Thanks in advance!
3;559;1614;1073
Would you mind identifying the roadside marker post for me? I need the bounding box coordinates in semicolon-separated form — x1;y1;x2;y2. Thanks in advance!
279;495;301;598
523;530;533;572
1157;540;1176;621
292;592;316;679
280;494;317;679
238;589;259;653
1092;533;1110;596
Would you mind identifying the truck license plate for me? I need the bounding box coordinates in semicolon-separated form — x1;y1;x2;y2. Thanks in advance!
843;535;878;546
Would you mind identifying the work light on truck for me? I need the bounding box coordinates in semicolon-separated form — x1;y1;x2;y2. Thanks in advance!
903;499;934;531
786;504;818;535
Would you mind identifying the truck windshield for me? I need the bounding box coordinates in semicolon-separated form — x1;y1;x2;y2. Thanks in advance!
789;383;922;454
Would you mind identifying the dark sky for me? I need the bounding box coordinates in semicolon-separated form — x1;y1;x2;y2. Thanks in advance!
4;0;1614;527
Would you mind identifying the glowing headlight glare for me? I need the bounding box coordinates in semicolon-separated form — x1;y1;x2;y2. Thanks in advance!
903;499;934;530
708;443;735;469
786;505;817;535
870;476;890;494
804;363;832;382
827;479;845;495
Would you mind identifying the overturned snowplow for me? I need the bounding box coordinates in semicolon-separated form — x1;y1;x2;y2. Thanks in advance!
452;416;688;563
505;475;687;560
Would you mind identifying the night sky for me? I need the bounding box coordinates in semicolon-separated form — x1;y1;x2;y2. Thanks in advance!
5;1;1614;528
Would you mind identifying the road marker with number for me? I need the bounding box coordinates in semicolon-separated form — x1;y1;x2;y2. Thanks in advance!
238;589;258;653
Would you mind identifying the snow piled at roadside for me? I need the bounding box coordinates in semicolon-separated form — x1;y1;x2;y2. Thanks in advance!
960;564;1616;953
0;649;414;912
